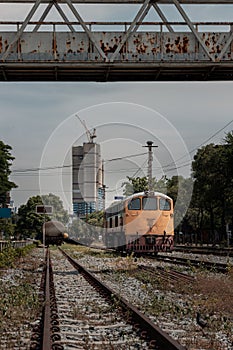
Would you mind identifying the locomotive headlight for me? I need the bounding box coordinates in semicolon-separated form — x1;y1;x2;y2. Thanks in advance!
63;233;69;239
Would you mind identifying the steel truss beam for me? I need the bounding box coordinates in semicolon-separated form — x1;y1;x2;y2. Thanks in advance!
1;0;233;3
0;0;233;80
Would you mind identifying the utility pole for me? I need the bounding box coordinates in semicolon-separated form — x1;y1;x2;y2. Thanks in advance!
143;141;158;193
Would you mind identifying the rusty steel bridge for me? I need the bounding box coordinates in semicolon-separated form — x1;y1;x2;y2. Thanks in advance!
0;0;233;81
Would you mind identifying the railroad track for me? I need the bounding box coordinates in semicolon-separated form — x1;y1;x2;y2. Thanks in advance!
156;254;230;273
32;247;186;350
137;265;195;283
174;245;233;257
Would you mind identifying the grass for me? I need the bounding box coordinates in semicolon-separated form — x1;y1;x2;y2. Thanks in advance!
0;244;35;269
62;243;118;259
0;246;42;348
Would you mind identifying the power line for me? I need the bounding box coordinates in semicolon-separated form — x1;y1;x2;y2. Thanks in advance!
11;152;147;174
104;152;147;163
11;120;233;177
160;119;233;170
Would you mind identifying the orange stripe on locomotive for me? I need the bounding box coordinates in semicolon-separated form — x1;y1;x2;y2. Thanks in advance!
104;191;174;254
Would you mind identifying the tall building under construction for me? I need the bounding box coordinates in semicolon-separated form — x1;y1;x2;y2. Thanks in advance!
72;142;105;217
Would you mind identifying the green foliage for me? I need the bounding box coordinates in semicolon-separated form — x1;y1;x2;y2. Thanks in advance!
16;195;49;240
86;210;104;227
122;176;148;195
41;193;69;224
0;140;17;206
69;211;104;244
191;133;233;242
0;244;34;268
16;194;69;240
166;176;193;229
0;219;16;239
0;245;40;342
122;175;168;196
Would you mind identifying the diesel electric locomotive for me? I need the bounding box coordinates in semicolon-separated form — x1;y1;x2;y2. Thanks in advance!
104;191;174;254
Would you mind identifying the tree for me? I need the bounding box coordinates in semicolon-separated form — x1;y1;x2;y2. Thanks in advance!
223;132;233;228
69;211;104;245
122;176;168;196
16;194;69;240
16;196;48;240
86;211;104;228
122;176;148;196
166;176;193;232
0;140;17;206
0;219;16;239
191;142;232;242
41;193;69;224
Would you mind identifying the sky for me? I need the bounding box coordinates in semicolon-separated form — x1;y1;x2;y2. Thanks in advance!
1;2;233;212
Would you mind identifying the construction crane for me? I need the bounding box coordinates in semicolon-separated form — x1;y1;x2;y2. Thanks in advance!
75;114;96;143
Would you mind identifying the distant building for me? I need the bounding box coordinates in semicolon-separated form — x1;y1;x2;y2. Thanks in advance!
72;142;105;217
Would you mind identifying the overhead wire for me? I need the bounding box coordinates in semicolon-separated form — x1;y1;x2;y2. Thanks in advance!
160;119;233;171
11;152;147;174
105;120;233;192
11;119;233;177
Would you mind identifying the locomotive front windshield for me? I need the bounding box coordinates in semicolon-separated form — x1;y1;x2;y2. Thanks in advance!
159;198;171;211
142;197;158;210
128;197;141;210
127;196;171;211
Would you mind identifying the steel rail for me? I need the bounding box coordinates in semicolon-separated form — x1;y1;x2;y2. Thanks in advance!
39;248;63;350
174;245;233;257
157;254;229;273
60;247;186;350
42;248;52;350
138;264;195;282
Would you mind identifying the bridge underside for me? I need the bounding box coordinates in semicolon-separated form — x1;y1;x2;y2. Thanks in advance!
1;0;233;82
1;62;233;81
1;30;233;82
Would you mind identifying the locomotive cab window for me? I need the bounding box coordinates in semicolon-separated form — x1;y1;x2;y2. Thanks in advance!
142;197;158;210
109;217;113;228
115;216;119;227
128;198;141;210
159;198;171;211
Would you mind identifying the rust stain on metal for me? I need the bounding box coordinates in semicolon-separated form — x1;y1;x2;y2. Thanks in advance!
136;43;148;54
52;35;57;54
165;36;189;54
4;40;8;51
18;41;22;54
174;36;189;53
202;33;224;54
99;39;118;54
66;39;71;53
151;47;158;54
212;35;217;44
